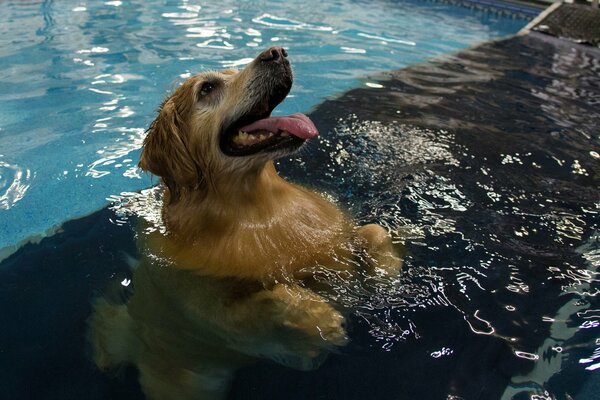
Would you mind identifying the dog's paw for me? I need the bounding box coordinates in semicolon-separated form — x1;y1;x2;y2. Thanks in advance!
357;224;403;275
268;284;348;349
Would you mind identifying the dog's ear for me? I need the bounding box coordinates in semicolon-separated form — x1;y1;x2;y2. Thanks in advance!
139;98;199;198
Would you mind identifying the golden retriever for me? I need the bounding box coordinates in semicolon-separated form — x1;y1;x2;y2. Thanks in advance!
90;46;401;400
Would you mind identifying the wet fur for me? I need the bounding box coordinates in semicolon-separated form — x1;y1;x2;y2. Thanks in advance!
90;49;401;400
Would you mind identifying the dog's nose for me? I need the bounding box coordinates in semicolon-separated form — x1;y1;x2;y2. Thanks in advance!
259;46;288;63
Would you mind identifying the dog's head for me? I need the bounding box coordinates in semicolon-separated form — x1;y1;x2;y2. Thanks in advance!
139;47;318;197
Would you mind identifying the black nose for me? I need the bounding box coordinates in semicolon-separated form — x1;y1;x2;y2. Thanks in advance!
259;46;288;63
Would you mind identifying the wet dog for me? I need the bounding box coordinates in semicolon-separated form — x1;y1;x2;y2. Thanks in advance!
90;47;401;400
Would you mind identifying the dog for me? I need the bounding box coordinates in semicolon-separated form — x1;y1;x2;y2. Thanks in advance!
90;46;401;400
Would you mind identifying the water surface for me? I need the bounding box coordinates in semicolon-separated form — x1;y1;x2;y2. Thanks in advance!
0;0;528;252
1;31;599;399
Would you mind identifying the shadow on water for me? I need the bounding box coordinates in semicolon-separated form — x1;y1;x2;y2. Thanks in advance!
1;32;599;399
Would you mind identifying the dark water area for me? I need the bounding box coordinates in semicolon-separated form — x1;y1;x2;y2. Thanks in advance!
1;32;599;399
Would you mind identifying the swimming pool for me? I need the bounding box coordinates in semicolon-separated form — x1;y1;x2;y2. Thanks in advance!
4;25;600;398
0;0;528;256
15;1;600;400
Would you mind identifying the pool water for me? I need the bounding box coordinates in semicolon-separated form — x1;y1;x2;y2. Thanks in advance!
13;1;600;400
0;0;527;255
3;27;600;399
290;33;600;399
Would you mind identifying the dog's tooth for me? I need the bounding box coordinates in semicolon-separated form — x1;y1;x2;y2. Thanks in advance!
281;131;289;137
234;130;250;144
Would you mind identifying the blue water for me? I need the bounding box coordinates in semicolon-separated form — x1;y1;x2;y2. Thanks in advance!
0;0;528;254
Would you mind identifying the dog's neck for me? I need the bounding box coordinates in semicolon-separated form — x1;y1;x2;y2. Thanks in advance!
163;162;299;226
208;161;288;206
145;161;353;279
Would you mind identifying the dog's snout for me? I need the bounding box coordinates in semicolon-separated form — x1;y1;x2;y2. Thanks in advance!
259;47;288;63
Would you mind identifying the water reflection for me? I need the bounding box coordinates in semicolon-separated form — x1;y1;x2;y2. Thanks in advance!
0;160;33;210
86;127;145;179
90;256;349;399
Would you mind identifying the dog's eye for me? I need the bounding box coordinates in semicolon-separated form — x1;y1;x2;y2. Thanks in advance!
199;82;215;96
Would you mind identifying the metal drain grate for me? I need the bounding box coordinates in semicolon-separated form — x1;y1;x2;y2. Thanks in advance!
533;3;600;46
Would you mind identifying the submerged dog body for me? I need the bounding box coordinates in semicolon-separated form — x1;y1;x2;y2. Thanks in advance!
91;47;400;400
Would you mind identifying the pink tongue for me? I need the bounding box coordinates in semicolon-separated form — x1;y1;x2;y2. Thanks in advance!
239;113;319;140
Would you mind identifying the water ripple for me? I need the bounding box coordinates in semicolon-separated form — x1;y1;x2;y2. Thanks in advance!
86;127;145;179
356;32;416;46
252;13;333;32
0;160;33;210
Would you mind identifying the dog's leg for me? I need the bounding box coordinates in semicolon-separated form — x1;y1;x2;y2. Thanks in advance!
89;299;137;370
138;360;233;400
357;224;403;274
267;283;347;346
228;283;348;356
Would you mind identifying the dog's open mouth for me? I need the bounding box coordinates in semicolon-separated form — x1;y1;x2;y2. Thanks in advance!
221;113;319;157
